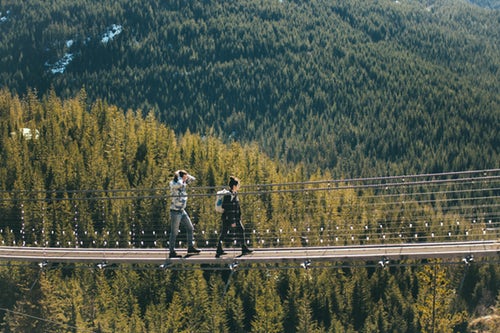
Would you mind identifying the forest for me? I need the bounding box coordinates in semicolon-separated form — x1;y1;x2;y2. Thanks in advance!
0;0;499;331
469;0;500;9
0;89;498;332
0;0;499;177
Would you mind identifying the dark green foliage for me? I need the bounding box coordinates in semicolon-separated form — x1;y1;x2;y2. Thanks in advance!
469;0;500;9
0;0;498;177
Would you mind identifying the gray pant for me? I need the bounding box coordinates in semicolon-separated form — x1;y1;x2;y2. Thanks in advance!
169;209;194;252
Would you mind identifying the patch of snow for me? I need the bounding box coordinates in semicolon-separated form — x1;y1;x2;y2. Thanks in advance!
46;53;74;74
1;9;11;22
101;24;123;44
45;23;122;74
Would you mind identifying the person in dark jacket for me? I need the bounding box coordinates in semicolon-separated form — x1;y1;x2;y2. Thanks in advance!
216;176;253;258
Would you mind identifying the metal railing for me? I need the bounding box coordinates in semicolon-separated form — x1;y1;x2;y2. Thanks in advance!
0;169;498;249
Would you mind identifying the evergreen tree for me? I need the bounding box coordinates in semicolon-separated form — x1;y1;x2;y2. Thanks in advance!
223;282;247;333
295;293;325;333
415;262;468;333
250;278;284;333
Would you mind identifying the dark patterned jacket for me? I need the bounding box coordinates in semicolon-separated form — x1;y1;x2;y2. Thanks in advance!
221;191;240;226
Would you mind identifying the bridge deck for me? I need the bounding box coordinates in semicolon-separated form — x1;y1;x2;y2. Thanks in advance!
1;241;498;267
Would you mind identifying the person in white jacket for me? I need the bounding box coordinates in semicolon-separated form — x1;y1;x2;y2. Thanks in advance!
168;169;200;258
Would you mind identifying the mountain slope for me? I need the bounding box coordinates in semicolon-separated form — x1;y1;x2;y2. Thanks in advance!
0;0;498;176
469;0;500;9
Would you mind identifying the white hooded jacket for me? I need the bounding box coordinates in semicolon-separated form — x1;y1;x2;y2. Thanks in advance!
169;178;187;211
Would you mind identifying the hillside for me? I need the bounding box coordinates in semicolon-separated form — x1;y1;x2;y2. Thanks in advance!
0;0;499;176
469;0;500;9
0;89;499;333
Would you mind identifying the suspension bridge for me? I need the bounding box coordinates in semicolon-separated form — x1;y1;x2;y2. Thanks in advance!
0;169;498;268
0;241;498;265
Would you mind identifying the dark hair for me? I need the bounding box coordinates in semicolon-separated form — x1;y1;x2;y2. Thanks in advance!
174;169;187;181
228;176;240;189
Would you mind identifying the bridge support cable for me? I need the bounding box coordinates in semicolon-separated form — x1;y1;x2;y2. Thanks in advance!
0;169;498;266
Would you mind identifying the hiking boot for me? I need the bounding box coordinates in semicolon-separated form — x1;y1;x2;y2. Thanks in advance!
187;246;201;254
215;250;227;258
169;251;182;258
215;242;227;258
241;247;253;255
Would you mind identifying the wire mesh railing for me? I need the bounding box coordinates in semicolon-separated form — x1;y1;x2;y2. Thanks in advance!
0;169;498;249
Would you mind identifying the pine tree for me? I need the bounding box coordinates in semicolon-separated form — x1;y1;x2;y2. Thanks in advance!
295;293;325;333
250;279;284;333
206;274;230;333
415;262;468;333
349;268;370;330
164;293;187;332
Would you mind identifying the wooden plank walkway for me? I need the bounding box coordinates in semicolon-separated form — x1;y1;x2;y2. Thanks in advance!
0;241;498;267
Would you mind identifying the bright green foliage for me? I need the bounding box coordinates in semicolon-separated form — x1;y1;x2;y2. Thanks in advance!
0;82;498;331
250;275;284;333
0;261;498;332
416;262;468;333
